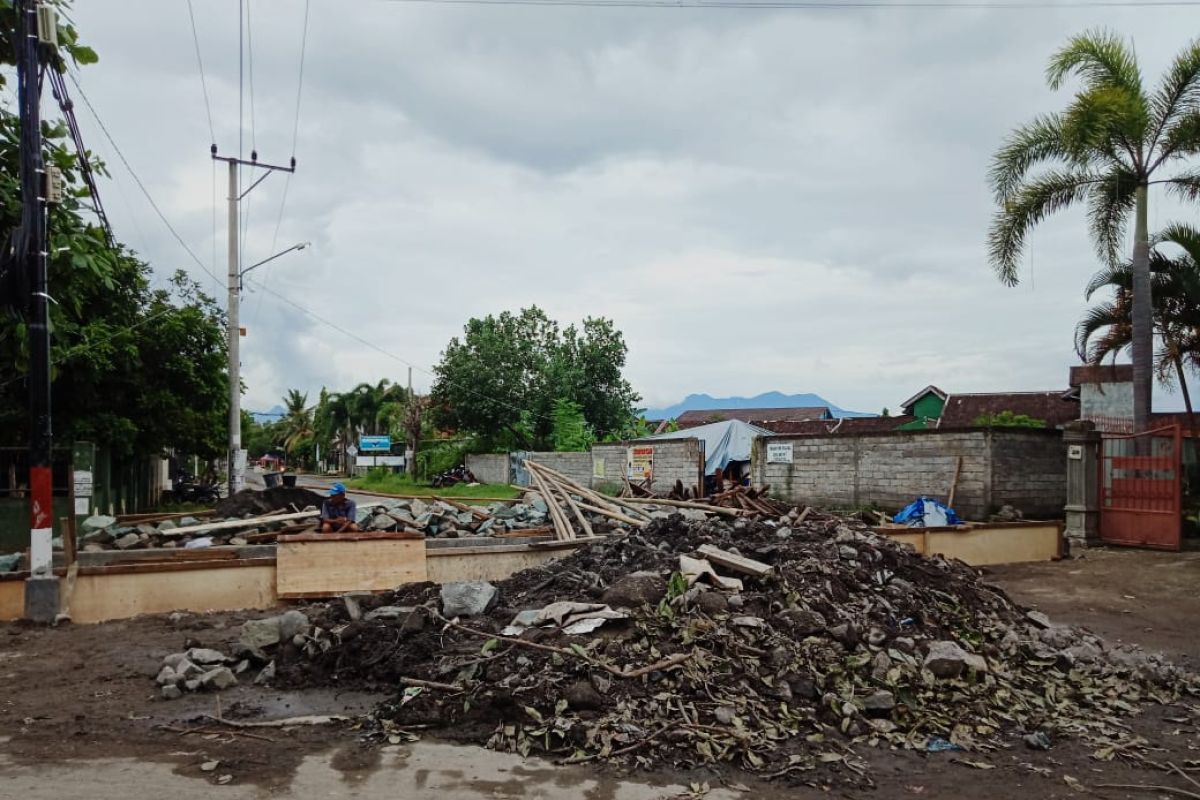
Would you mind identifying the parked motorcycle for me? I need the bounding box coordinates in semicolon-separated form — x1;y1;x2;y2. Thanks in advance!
431;465;477;488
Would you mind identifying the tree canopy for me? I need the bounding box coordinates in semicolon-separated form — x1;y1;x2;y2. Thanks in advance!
0;1;227;460
430;307;639;451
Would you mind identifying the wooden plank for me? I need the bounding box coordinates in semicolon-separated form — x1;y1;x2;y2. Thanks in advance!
947;456;963;509
696;544;773;577
166;510;319;536
432;495;490;521
68;563;278;624
79;557;277;577
343;488;517;504
116;510;216;525
279;531;424;543
276;537;427;598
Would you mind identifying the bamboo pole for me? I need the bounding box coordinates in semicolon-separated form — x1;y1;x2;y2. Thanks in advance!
525;460;652;521
621;496;743;517
576;501;647;528
530;464;594;539
528;467;574;541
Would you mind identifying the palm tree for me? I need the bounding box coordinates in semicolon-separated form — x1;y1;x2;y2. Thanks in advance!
277;389;315;466
989;30;1200;433
1076;223;1200;434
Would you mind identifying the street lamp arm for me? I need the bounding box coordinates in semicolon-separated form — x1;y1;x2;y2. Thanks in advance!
238;242;310;286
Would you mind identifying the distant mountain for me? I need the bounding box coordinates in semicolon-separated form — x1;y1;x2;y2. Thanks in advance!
251;405;286;424
642;392;874;421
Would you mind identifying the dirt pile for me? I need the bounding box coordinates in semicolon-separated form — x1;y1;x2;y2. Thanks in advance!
214;486;325;518
275;511;1195;782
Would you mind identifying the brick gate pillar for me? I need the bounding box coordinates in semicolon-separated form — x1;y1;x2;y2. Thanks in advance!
1063;420;1101;549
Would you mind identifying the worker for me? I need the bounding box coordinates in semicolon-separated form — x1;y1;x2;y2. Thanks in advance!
319;483;360;533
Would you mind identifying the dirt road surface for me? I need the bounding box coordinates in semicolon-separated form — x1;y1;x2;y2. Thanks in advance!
4;547;1200;798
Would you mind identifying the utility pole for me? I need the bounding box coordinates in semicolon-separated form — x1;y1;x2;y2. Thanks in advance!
211;147;295;497
17;0;59;622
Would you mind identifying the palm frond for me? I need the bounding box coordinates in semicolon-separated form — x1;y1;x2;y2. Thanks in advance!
1151;37;1200;154
988;169;1102;285
1085;262;1132;299
988;114;1068;201
1086;167;1138;266
1075;300;1126;359
1158;222;1200;266
1047;29;1145;97
1154;110;1200;165
1061;86;1149;164
1163;170;1200;202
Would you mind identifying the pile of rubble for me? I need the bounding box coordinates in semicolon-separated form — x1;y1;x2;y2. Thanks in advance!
156;610;311;699
266;511;1195;783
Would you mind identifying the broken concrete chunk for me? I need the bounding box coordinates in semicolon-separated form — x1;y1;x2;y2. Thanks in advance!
155;665;178;686
81;515;117;532
863;690;896;715
254;661;276;686
114;532;141;550
924;641;987;679
440;581;498;618
199;667;238;690
161;684;183;700
185;648;228;666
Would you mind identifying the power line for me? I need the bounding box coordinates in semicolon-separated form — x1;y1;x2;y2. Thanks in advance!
247;277;558;424
246;0;257;154
66;71;222;290
185;0;215;145
378;0;1200;7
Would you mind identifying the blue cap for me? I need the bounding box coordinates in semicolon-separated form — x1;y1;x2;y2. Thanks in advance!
329;482;346;496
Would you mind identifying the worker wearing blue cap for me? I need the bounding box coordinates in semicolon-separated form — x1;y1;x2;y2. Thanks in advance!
319;483;359;533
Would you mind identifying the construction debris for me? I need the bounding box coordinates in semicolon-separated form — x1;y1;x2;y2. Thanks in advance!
266;511;1195;784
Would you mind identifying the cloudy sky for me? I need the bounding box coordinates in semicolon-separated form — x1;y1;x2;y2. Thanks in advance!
69;0;1200;416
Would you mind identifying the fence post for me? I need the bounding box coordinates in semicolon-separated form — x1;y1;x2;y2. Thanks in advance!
1063;420;1101;550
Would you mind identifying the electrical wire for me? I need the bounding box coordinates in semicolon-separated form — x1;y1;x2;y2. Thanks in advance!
247;277;558;423
246;0;257;155
377;0;1200;7
185;0;215;146
66;71;222;290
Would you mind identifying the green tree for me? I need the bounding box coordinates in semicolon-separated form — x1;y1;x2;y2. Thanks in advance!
0;2;227;463
550;398;595;452
431;306;639;450
1076;222;1200;431
988;30;1200;433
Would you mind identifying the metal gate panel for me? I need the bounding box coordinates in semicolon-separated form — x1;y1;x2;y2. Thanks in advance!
1100;425;1182;550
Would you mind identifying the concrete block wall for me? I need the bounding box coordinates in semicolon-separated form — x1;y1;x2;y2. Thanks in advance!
465;453;511;485
753;429;1065;520
989;431;1068;518
520;451;593;487
591;440;703;494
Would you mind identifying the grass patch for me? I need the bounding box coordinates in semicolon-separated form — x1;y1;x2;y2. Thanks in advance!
345;471;519;501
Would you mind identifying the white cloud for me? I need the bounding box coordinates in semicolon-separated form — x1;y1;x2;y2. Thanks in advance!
67;0;1200;416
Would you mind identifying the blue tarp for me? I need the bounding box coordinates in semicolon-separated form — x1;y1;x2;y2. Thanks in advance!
893;496;961;527
645;419;770;476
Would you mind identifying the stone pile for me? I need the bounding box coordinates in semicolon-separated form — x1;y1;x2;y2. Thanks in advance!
157;610;311;700
271;511;1195;784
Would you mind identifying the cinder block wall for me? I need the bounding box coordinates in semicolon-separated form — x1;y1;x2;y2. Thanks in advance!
465;453;511;485
753;429;1065;520
591;439;703;494
521;451;593;487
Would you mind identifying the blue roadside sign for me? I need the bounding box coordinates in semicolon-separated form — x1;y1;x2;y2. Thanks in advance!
359;435;392;453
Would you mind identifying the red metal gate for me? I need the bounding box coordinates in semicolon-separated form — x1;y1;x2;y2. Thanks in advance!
1099;425;1182;550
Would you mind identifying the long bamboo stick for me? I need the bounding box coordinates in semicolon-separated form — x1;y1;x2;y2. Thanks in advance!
621;496;742;517
531;465;594;539
576;501;647;528
528;468;573;541
525;460;652;521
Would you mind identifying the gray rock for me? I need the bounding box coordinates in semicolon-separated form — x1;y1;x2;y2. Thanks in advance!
777;607;826;636
871;650;892;682
178;516;201;527
440;581;498;618
601;571;666;608
369;514;394;531
838;545;858;560
161;684;183;700
1065;641;1102;664
136;523;158;537
364;605;417;621
82;514;117;532
254;661;276;685
564;679;605;711
924;641;986;679
114;532;141;550
1026;610;1052;629
157;519;178;532
410;499;429;518
696;591;729;615
184;679;201;692
199;667;238;690
1039;625;1077;650
277;610;310;639
1024;731;1052;750
774;526;793;540
228;537;248;547
0;553;20;572
892;637;916;654
531;499;549;513
714;706;736;725
82;543;106;553
186;647;228;666
863;690;896;715
156;665;178;686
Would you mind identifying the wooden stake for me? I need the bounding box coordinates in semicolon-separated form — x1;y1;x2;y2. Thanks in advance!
947;455;963;509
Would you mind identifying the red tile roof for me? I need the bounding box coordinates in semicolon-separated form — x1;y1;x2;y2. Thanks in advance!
762;415;915;435
676;407;830;428
938;392;1079;429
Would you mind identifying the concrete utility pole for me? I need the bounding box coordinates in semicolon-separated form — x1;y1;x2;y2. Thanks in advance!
211;146;296;497
18;0;59;622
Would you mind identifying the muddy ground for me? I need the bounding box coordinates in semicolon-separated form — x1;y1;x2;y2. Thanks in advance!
2;548;1200;798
